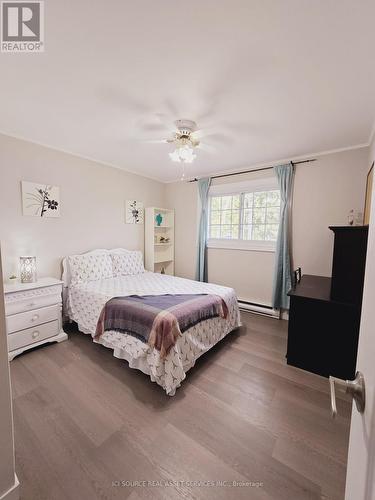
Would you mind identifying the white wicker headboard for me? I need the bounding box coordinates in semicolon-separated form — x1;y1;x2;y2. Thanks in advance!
62;248;105;289
61;248;133;316
61;247;134;288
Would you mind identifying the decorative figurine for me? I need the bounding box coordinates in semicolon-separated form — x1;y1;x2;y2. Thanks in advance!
156;213;163;226
348;209;354;226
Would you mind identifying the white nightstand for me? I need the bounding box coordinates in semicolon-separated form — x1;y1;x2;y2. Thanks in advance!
4;277;68;361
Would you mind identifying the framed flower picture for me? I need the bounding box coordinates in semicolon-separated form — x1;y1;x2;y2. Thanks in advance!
125;200;144;224
21;181;60;218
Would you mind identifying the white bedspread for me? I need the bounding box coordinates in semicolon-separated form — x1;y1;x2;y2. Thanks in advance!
67;272;240;395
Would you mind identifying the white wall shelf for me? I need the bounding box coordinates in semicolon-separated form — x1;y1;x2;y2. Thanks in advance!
145;207;175;275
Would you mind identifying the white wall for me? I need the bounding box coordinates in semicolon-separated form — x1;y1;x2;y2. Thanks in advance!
292;147;369;276
165;147;369;305
164;180;198;280
0;251;18;499
0;132;370;304
0;134;165;280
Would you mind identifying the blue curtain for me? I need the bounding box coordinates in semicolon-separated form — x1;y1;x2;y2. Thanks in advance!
272;163;295;309
196;177;211;282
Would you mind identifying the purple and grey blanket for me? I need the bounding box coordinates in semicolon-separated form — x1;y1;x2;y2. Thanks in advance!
95;294;228;359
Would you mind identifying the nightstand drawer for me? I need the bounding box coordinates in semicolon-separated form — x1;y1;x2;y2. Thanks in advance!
8;320;59;351
6;305;59;334
5;292;61;316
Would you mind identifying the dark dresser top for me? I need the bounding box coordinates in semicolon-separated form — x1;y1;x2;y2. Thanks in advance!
329;225;369;233
288;274;332;301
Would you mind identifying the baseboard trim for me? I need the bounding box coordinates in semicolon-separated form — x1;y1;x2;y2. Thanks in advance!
238;300;280;319
0;475;19;500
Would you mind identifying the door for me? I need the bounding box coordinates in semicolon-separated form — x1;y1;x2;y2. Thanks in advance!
345;184;375;499
0;248;19;498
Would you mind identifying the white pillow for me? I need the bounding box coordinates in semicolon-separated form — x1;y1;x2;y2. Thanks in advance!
68;253;113;285
111;251;144;276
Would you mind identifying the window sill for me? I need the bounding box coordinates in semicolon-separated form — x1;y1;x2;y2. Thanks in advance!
207;239;276;253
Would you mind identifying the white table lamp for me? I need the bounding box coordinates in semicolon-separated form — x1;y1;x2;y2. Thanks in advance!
20;256;37;283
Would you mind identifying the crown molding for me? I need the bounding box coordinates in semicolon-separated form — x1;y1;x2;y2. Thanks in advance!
166;142;370;184
0;130;164;184
0;129;373;185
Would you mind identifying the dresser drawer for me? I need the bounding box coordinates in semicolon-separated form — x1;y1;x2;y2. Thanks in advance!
5;292;61;316
6;305;59;334
8;320;59;352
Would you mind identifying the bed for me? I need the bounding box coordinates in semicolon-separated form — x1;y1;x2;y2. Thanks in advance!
63;249;240;395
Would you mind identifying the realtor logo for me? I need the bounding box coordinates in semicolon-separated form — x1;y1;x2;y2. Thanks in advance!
1;1;44;52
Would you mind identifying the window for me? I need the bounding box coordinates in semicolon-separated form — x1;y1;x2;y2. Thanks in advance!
208;179;281;251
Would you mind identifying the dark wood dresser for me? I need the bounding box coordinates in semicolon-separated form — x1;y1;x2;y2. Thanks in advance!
287;226;368;379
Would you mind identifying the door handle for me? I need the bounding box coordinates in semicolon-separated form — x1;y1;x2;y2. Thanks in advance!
329;371;365;418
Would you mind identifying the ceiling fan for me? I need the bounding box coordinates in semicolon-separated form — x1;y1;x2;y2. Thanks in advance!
166;119;199;164
143;118;217;165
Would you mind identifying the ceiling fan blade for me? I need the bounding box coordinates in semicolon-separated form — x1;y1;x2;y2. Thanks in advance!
140;122;171;134
191;126;223;140
196;94;223;124
224;122;255;135
196;58;250;124
155;113;178;133
197;132;234;146
141;139;168;144
163;99;180;120
196;143;216;154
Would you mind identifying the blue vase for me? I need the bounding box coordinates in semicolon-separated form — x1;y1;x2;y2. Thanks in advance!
156;213;163;226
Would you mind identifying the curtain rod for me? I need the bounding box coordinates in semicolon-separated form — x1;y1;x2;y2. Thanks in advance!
188;158;316;183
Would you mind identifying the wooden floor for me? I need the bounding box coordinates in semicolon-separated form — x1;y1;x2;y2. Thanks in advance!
10;312;351;500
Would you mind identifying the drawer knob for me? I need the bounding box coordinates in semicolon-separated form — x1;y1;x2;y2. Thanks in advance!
32;331;40;339
31;315;39;322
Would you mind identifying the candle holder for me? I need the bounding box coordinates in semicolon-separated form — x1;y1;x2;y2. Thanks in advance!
20;256;37;283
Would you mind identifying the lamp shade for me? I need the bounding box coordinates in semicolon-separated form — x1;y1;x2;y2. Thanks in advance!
20;256;37;283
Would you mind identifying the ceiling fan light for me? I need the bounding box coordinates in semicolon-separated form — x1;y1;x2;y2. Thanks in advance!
180;146;196;163
169;145;196;163
169;149;182;162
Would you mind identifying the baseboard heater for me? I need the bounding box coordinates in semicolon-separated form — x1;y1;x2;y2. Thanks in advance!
238;300;280;319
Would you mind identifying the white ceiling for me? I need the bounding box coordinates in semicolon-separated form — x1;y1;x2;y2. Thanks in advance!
0;0;374;182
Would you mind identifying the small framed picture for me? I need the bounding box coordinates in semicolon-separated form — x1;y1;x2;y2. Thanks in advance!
21;181;60;218
125;200;144;224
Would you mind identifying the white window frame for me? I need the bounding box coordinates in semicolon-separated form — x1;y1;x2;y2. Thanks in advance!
207;177;279;252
